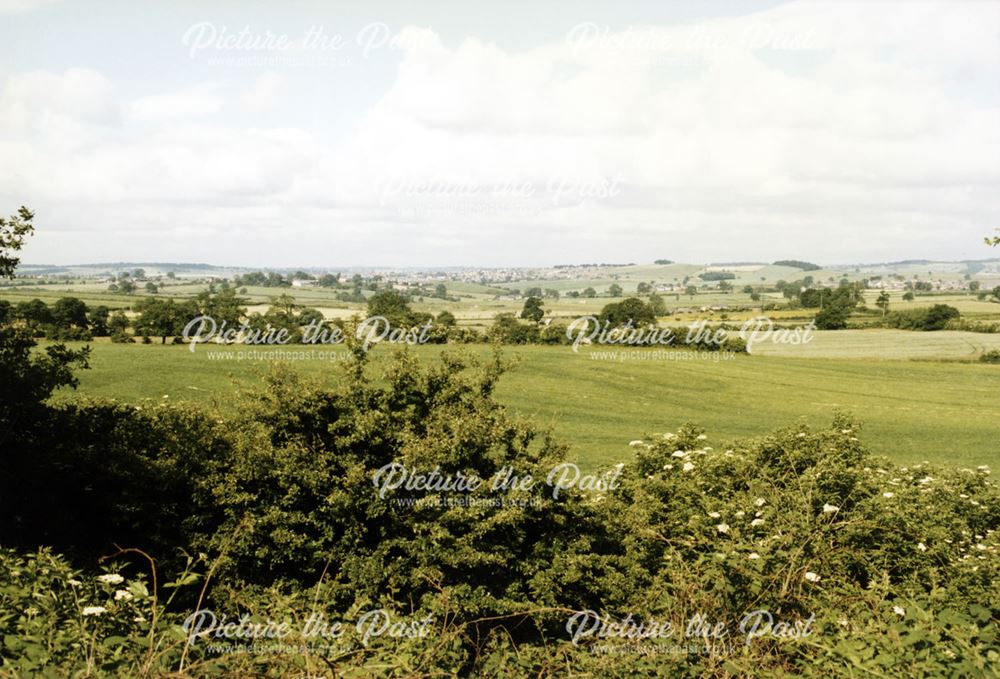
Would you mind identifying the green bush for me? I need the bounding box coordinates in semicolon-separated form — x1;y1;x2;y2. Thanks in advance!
887;304;961;331
1;342;997;676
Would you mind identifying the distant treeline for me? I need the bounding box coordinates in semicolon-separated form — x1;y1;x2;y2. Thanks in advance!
773;260;821;271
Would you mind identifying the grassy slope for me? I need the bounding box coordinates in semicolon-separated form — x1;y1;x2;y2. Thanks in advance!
51;340;1000;471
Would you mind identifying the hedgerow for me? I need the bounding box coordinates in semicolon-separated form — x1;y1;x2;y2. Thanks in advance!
2;346;998;677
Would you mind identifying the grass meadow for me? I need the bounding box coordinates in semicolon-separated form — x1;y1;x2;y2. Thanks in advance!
52;335;1000;471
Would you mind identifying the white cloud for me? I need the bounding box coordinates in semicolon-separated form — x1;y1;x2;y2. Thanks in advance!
240;72;286;113
126;84;224;121
0;0;57;14
2;0;999;265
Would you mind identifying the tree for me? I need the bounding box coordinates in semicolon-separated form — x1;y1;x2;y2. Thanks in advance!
969;281;981;292
367;290;415;326
875;291;890;317
582;287;597;298
118;279;137;294
109;311;129;333
88;306;110;336
648;292;666;316
434;283;447;299
607;283;623;297
145;281;159;293
135;298;181;343
0;206;34;278
15;299;53;328
525;287;543;298
636;282;652;295
51;297;89;329
599;298;656;327
436;310;456;327
814;302;852;330
922;304;960;330
0;206;90;427
520;297;545;323
685;285;698;298
902;291;915;301
195;287;248;328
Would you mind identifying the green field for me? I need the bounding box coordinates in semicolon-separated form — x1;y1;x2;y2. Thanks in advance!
50;336;1000;471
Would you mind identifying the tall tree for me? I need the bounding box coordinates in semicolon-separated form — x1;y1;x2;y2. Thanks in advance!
875;291;890;317
0;206;34;278
520;297;545;323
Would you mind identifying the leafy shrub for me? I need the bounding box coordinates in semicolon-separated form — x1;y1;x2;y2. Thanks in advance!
886;304;960;331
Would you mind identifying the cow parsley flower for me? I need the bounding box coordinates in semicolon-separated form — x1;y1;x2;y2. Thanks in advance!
882;492;894;498
682;462;695;472
629;440;645;448
804;572;821;583
708;511;721;518
893;606;905;616
672;450;687;458
754;498;766;507
917;542;927;552
716;523;730;534
82;606;107;617
822;503;839;513
748;552;760;560
696;434;708;441
750;518;764;527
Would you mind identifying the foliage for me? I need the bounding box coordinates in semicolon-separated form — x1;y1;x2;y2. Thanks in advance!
886;305;961;331
519;296;545;323
598;297;656;327
773;260;821;271
0;206;34;279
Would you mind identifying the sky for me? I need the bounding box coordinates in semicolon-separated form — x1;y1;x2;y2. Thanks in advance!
1;0;998;268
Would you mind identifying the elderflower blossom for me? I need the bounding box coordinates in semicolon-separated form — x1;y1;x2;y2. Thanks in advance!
82;606;107;617
682;462;695;472
716;523;730;534
804;572;821;583
822;503;839;513
97;574;124;585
